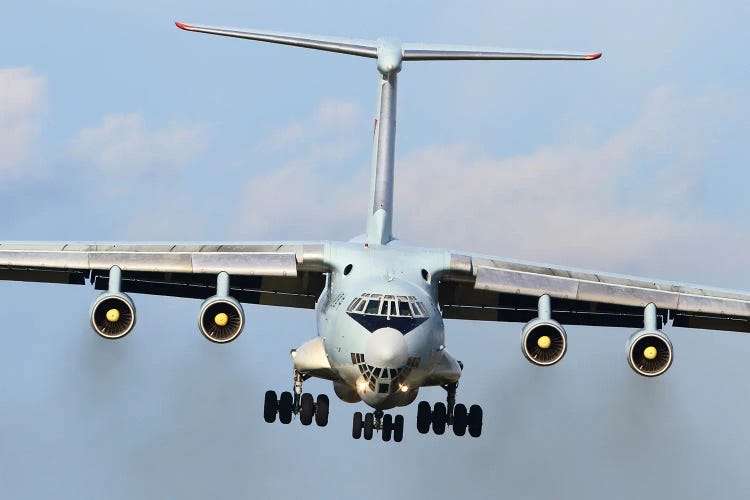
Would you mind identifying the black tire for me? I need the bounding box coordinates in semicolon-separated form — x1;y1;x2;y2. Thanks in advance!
468;404;483;438
453;403;468;436
300;393;314;425
352;412;363;439
432;402;447;435
278;391;294;424
393;415;404;443
363;413;374;440
416;401;432;434
263;390;277;423
315;394;329;427
382;414;393;442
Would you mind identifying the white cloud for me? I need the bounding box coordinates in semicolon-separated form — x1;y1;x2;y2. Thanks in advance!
233;86;750;284
266;98;361;150
392;86;741;275
71;113;206;174
0;67;46;178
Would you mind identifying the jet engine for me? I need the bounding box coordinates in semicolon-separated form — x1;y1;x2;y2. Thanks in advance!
627;304;672;376
90;265;135;339
199;295;244;343
521;295;567;366
90;292;136;339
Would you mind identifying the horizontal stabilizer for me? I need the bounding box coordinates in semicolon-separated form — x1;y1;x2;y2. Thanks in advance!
402;44;601;61
175;22;378;58
175;22;602;62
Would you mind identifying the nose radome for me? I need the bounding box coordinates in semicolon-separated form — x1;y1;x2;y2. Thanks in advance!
365;327;408;368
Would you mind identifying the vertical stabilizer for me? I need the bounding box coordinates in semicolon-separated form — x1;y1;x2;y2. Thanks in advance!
365;39;402;246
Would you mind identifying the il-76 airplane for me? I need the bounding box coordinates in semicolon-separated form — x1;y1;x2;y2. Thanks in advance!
3;22;748;443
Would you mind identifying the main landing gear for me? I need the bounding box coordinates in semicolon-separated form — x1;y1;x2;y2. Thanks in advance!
264;370;329;427
352;410;405;442
417;383;482;437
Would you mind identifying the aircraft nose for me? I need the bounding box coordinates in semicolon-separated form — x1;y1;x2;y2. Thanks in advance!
365;327;408;368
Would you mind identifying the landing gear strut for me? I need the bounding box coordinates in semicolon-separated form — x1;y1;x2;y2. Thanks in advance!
352;409;404;442
264;369;329;427
416;382;482;437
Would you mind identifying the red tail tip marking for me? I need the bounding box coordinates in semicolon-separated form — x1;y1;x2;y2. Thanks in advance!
585;53;603;60
175;21;192;30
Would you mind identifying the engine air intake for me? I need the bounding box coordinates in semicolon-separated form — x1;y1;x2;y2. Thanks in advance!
627;331;673;377
522;321;567;366
90;293;136;339
199;296;244;343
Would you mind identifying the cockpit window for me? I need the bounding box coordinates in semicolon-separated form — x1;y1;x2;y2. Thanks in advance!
379;300;389;316
347;293;428;318
397;300;410;317
365;299;380;315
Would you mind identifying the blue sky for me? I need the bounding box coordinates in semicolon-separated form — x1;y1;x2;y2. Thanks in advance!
2;1;750;498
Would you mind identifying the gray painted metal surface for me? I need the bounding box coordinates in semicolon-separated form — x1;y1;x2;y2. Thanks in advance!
0;249;299;277
473;263;750;317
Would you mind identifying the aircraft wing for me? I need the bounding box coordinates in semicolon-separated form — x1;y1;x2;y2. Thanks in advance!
0;242;328;309
440;252;750;332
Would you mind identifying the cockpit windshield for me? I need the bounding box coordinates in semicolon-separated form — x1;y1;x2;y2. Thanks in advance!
347;294;429;318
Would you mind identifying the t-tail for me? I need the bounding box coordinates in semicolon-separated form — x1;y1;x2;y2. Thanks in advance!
176;22;602;245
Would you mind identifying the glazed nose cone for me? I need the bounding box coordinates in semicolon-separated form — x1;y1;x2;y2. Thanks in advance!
365;327;408;368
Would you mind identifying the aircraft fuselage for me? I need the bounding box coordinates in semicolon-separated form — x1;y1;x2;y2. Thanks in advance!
302;242;462;411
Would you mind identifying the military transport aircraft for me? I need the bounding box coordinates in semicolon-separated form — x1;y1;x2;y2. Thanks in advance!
2;22;748;443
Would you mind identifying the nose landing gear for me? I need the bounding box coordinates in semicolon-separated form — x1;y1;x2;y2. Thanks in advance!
352;410;404;442
416;383;483;437
263;370;329;427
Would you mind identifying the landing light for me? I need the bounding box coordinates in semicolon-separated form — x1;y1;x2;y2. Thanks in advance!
357;380;369;392
400;385;409;393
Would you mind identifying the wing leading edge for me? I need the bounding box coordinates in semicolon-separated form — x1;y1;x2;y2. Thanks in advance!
440;253;750;333
0;242;328;309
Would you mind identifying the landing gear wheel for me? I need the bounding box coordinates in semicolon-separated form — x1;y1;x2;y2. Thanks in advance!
393;415;404;442
352;412;363;439
468;404;483;438
432;402;447;435
263;390;277;423
315;394;329;427
416;401;432;434
363;413;375;440
278;391;294;424
299;393;314;425
382;414;393;442
453;403;468;436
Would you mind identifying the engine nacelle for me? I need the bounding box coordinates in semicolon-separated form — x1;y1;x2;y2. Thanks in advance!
627;329;673;377
90;292;136;339
199;295;244;343
521;317;568;366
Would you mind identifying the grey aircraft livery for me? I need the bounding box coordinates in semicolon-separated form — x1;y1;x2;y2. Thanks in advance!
2;22;746;443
